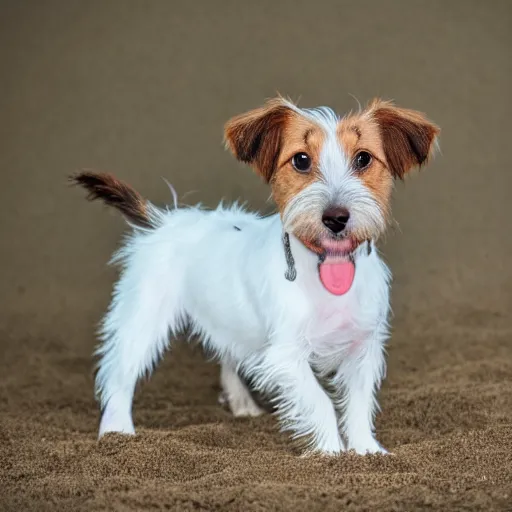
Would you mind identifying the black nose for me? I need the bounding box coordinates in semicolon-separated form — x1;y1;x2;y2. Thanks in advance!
322;207;350;234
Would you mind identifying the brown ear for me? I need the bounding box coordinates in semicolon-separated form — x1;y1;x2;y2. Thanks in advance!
224;98;293;182
370;100;440;179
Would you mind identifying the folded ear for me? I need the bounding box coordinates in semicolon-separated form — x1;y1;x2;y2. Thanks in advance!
224;98;293;182
369;99;440;179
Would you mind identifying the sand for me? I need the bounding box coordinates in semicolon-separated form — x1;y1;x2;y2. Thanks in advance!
1;1;511;510
1;313;512;511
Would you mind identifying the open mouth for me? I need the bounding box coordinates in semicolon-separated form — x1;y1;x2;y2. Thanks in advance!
299;236;361;296
317;237;358;296
319;237;358;257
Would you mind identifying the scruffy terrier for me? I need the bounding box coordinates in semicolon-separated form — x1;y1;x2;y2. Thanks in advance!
73;97;439;455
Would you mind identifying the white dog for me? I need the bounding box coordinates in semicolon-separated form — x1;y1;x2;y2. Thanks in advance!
73;97;439;455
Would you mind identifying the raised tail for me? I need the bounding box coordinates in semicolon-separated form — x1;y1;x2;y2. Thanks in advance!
71;171;155;229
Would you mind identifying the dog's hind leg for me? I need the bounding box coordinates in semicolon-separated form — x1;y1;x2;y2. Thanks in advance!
95;234;184;438
219;358;264;417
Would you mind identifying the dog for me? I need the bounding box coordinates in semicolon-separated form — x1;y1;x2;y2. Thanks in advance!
73;97;439;455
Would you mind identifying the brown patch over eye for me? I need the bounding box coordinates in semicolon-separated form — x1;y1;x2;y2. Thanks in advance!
270;120;325;216
338;117;393;221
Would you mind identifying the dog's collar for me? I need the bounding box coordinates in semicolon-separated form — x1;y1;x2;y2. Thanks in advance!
283;232;297;282
283;233;372;282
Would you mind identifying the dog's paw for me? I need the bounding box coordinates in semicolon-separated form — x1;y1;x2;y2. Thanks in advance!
98;409;135;438
302;448;344;458
302;438;346;457
231;396;265;417
348;437;388;455
219;391;264;417
218;391;228;406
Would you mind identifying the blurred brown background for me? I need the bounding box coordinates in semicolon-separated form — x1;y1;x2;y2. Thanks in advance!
1;1;511;510
1;0;511;336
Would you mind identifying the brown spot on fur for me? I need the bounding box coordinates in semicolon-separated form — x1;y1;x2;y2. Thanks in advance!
338;100;439;221
369;99;440;179
71;171;152;229
224;98;327;223
270;121;328;247
271;119;325;219
224;98;293;183
338;115;393;222
303;128;313;145
351;125;362;139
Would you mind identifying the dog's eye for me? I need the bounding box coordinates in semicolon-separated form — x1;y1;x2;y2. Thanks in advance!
291;152;312;173
353;151;372;171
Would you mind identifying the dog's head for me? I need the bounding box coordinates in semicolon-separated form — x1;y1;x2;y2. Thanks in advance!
224;97;439;257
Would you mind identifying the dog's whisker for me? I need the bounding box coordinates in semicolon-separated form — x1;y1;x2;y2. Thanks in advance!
161;177;179;210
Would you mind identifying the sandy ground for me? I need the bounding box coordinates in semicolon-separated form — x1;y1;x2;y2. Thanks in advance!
1;310;512;511
1;1;511;510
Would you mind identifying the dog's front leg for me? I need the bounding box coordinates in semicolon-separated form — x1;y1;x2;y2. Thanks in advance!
249;342;344;455
334;329;388;455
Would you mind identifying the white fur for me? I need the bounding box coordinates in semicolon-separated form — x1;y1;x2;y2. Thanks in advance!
95;202;390;454
95;104;392;455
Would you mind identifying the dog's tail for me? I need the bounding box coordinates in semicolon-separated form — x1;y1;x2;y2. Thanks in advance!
71;171;157;229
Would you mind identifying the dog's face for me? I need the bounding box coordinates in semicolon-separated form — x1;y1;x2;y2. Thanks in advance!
225;98;439;257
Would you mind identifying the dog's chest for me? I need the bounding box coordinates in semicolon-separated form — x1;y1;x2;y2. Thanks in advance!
303;285;377;361
294;252;388;358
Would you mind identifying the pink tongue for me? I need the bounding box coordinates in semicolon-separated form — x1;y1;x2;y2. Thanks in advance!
319;259;355;295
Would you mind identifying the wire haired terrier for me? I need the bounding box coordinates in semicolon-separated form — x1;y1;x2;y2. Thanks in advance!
73;97;439;455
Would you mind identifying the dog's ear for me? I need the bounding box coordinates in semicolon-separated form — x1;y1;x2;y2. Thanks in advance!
369;99;440;179
224;98;293;183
